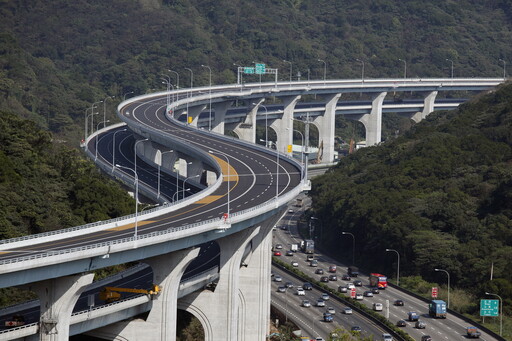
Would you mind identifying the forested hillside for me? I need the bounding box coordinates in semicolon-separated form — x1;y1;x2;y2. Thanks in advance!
310;82;512;314
1;0;511;144
0;112;134;240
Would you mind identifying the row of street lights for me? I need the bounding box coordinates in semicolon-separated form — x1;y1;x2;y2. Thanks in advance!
338;233;504;336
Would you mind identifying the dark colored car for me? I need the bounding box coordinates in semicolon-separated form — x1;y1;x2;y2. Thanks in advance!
341;274;351;281
303;282;313;290
329;275;337;281
323;313;333;322
286;250;293;256
315;268;324;275
394;299;404;306
421;336;432;341
397;320;407;327
354;280;363;286
371;288;380;294
351;326;362;332
285;282;294;288
320;276;329;282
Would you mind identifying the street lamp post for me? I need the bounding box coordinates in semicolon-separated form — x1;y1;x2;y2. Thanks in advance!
209;150;231;219
183;175;200;199
168;69;179;89
161;75;171;107
283;60;292;82
398;58;407;82
386;249;400;286
446;59;454;79
185;67;194;89
435;268;450;309
85;111;99;150
103;95;115;127
123;91;134;101
341;232;355;265
485;292;503;336
134;139;148;180
172;188;190;202
317;59;326;86
157;150;174;199
112;129;127;172
115;164;140;244
499;59;506;79
95;120;110;160
91;100;103;136
84;106;97;140
356;58;365;82
201;64;212;131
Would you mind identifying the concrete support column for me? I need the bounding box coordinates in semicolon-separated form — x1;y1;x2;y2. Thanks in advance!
187;105;206;127
211;101;232;135
313;93;341;163
237;213;281;340
178;227;261;341
410;91;438;123
29;273;94;341
349;92;386;146
86;249;200;341
232;100;263;143
270;95;301;154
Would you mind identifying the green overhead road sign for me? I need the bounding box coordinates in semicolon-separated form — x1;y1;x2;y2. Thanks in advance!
244;67;255;74
480;299;499;317
255;63;266;74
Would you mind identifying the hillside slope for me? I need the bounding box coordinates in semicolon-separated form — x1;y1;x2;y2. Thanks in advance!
310;82;512;302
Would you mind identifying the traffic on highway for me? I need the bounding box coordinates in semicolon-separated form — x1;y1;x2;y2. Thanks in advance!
270;195;497;341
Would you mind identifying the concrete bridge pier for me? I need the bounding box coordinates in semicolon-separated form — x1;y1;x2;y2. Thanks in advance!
347;92;387;146
186;105;207;127
271;95;301;154
211;101;232;135
409;91;438;123
27;273;95;341
231;99;264;143
313;93;341;163
86;248;200;341
178;226;264;341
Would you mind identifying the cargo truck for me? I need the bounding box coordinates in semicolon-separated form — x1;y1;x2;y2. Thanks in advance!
428;299;447;318
369;273;387;289
466;326;481;338
291;243;299;252
347;266;359;277
301;239;315;254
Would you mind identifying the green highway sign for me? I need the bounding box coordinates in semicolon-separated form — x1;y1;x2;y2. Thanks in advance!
255;63;266;74
480;299;499;317
244;67;255;74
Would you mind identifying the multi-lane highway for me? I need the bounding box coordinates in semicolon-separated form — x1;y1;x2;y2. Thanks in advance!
270;197;499;341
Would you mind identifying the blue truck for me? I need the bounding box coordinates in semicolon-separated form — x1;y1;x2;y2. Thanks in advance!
428;300;447;318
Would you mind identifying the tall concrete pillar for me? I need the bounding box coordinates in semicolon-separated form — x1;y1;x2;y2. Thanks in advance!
410;91;438;123
29;273;94;341
187;105;206;127
270;95;301;154
313;93;341;163
178;226;261;341
211;101;232;135
86;248;200;341
348;92;387;146
237;211;282;340
232;99;264;143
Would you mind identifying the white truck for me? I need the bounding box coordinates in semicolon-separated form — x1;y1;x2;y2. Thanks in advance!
291;243;299;252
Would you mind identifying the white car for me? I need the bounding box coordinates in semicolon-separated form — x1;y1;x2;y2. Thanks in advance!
321;293;330;300
316;299;326;307
274;275;282;282
291;261;299;267
302;300;311;307
373;303;383;311
381;333;393;341
343;307;353;314
346;283;355;289
296;287;305;296
355;293;363;300
327;307;336;314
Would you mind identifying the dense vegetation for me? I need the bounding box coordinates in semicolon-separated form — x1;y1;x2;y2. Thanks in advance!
0;112;134;240
1;0;512;145
310;83;512;316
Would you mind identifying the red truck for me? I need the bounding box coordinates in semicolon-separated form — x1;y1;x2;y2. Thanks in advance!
369;273;387;289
